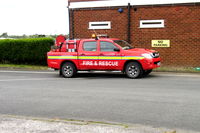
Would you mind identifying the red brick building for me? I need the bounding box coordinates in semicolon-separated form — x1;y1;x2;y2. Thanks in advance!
68;0;200;67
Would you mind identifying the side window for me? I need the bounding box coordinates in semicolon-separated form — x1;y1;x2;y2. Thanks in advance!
83;41;97;51
100;41;117;52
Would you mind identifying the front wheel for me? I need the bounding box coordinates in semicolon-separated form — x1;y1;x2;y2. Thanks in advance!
125;62;143;78
61;62;77;78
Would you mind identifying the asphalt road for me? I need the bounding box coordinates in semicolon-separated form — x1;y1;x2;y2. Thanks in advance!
0;70;200;131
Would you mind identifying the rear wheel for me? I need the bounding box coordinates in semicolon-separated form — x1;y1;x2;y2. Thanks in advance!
61;62;77;78
125;62;143;78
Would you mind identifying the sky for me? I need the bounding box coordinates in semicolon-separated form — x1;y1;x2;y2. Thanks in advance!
0;0;198;35
0;0;69;35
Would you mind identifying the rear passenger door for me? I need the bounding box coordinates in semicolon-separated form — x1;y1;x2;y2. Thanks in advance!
78;41;99;70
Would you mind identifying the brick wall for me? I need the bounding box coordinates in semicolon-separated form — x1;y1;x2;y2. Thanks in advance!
71;8;128;40
70;5;200;67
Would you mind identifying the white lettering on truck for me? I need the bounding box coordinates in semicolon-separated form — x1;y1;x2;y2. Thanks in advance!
81;61;118;66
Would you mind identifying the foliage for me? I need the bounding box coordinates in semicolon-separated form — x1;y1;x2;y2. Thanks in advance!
0;33;8;38
0;34;69;39
0;38;54;65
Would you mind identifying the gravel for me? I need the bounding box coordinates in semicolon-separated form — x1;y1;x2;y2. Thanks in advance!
0;115;198;133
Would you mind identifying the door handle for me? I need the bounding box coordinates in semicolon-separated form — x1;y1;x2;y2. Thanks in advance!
80;53;85;56
99;53;104;56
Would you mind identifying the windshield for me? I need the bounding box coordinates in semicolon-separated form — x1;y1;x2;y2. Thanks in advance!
113;40;133;50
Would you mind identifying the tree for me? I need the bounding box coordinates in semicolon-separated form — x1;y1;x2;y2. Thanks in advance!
0;33;8;38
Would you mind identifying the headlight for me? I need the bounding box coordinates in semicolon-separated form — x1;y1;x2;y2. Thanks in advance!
152;52;159;58
142;53;153;59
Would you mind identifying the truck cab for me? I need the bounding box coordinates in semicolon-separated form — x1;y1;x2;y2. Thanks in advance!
47;35;161;78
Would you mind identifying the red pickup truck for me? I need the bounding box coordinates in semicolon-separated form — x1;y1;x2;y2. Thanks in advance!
47;35;161;78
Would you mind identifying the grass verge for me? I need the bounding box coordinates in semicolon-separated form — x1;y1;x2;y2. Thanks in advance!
154;66;200;73
0;64;48;70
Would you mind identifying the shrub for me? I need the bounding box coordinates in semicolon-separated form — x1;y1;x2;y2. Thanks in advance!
0;38;54;65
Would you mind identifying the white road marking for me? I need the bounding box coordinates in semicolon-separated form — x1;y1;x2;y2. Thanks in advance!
0;78;55;82
0;70;55;74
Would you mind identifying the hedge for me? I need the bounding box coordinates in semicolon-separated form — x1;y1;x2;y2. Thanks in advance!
0;38;54;65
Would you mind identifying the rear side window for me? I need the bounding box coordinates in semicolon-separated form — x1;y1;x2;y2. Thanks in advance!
83;41;97;51
100;41;117;51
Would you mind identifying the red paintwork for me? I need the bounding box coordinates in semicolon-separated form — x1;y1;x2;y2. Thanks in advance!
47;37;161;71
55;35;66;47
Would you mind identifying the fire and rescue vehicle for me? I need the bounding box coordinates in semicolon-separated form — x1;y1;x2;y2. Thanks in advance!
47;35;161;78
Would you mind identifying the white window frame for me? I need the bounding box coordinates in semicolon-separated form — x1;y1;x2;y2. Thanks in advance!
89;21;111;30
140;20;164;28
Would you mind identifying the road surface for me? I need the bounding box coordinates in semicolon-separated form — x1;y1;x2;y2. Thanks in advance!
0;70;200;131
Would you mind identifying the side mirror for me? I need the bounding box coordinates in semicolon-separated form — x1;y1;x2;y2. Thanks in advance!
114;48;120;52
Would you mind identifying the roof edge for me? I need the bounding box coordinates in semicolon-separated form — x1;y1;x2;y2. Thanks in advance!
69;0;200;9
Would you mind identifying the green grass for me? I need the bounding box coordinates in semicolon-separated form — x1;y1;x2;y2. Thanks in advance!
154;66;200;73
0;64;48;70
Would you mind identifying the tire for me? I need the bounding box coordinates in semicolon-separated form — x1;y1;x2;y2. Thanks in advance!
61;62;77;78
143;69;152;77
125;62;143;78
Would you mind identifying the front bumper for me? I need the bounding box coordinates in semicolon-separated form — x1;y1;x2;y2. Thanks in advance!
141;58;161;70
